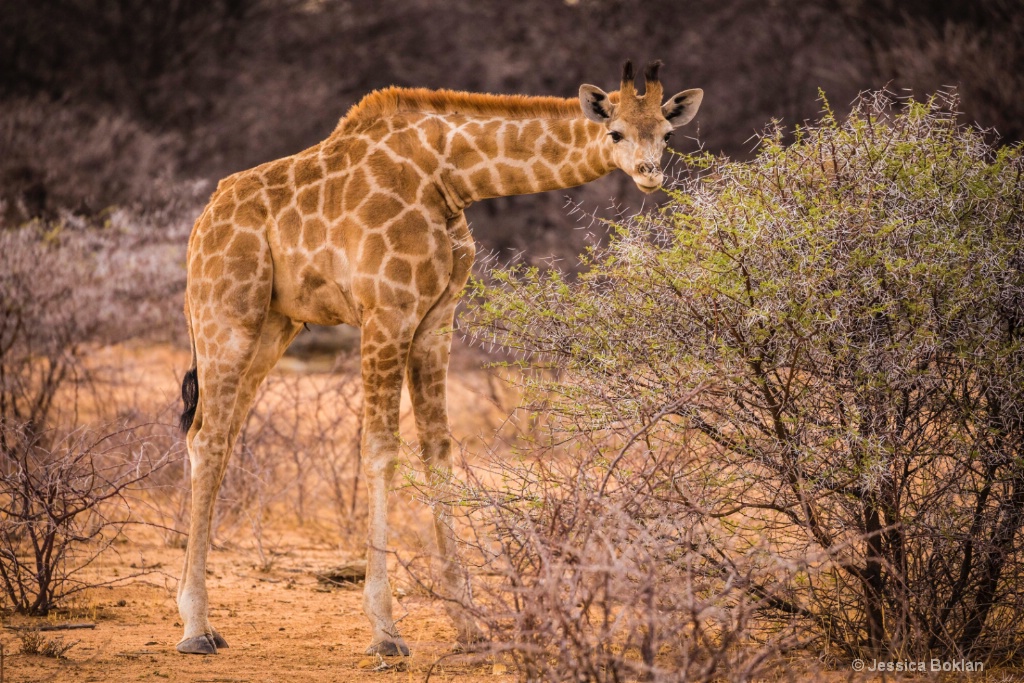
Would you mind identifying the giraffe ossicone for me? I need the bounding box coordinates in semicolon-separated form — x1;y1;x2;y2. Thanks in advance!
176;60;702;656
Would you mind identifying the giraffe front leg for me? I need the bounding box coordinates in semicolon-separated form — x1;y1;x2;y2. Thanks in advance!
360;312;412;657
407;212;483;648
408;320;484;648
362;446;409;656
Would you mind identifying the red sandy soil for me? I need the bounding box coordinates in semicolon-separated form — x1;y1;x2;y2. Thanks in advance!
1;342;517;682
4;343;1019;682
0;533;510;682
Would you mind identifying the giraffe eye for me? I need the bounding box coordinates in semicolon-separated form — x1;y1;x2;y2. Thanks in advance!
664;132;673;142
609;131;624;143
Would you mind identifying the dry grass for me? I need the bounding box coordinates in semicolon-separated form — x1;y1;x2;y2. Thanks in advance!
3;343;1024;681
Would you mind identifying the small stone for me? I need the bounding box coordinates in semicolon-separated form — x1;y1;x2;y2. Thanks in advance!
357;656;403;672
357;656;380;670
315;561;367;586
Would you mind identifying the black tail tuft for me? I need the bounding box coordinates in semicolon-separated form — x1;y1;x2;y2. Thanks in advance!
180;367;199;433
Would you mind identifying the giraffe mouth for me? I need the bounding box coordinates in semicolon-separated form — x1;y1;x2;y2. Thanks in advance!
634;170;664;194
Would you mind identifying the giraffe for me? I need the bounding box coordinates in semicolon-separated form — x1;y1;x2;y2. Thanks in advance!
176;60;702;656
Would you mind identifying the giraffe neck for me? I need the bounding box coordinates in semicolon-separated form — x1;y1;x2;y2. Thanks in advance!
439;116;615;206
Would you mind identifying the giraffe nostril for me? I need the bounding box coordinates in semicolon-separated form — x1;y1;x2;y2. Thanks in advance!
637;162;657;176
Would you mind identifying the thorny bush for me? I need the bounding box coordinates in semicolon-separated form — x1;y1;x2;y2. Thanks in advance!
421;431;804;683
219;369;365;561
0;221;188;614
460;91;1024;670
0;422;170;615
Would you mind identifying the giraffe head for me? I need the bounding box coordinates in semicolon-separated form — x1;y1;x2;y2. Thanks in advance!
579;60;703;193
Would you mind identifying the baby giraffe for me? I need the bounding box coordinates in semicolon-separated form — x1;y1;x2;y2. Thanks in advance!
177;60;702;656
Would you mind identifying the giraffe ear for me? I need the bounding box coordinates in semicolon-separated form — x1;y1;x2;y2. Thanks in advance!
663;88;703;127
579;85;615;123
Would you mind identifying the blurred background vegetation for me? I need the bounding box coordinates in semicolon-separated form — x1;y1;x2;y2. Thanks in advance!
2;0;1022;259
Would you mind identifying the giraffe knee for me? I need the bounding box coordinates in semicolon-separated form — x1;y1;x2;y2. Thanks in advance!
187;433;231;479
363;459;397;482
420;437;453;468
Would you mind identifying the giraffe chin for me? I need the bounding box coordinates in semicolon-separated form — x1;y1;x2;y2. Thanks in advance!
635;181;662;194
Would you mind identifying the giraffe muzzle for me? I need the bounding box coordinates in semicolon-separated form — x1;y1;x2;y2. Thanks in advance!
635;164;664;193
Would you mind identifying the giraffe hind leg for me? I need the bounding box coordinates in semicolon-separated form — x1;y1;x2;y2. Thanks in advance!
177;310;300;654
177;319;259;654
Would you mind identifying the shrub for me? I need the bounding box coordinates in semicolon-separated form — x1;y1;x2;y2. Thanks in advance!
0;222;187;614
428;434;801;682
0;220;188;432
0;422;169;615
217;369;366;558
17;628;79;658
0;98;185;224
462;91;1024;665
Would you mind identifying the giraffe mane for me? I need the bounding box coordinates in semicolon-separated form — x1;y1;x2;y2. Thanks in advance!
336;86;621;132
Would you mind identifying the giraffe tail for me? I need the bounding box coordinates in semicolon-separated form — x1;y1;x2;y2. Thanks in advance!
179;295;199;434
179;369;199;433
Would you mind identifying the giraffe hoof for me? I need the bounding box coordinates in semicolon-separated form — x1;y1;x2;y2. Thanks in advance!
453;627;486;652
176;634;219;655
211;629;229;648
459;619;486;643
365;638;410;657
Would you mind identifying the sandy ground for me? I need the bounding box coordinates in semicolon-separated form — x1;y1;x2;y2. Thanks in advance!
6;343;1022;682
0;534;507;683
1;341;518;682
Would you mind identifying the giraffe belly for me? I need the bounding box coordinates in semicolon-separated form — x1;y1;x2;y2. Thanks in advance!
269;251;360;327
